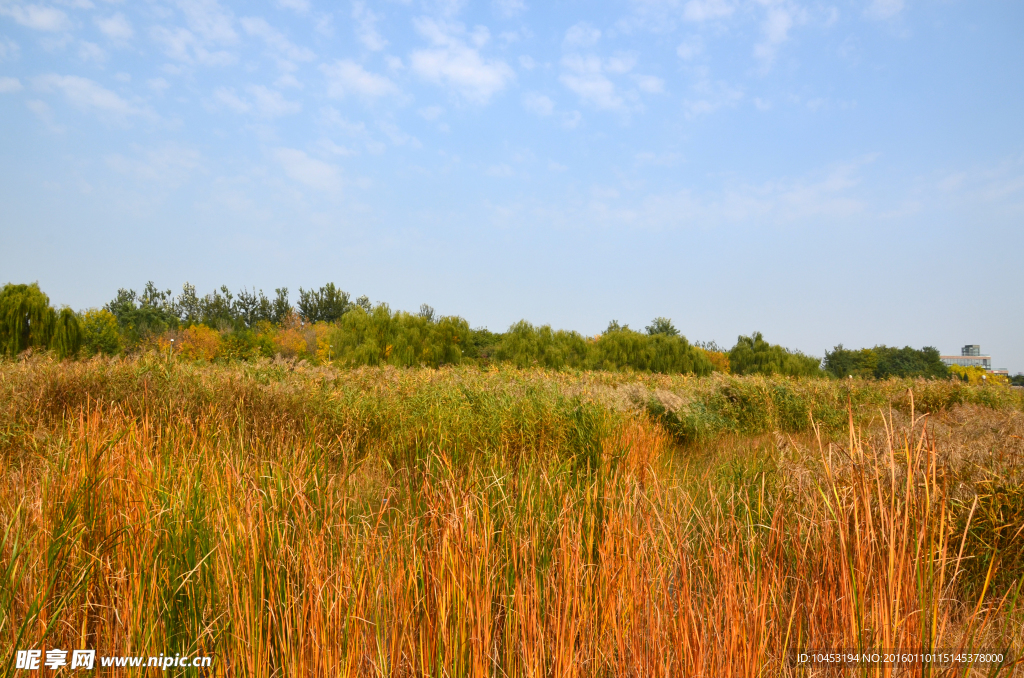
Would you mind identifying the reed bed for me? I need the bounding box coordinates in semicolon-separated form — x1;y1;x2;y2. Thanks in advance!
1;356;1022;676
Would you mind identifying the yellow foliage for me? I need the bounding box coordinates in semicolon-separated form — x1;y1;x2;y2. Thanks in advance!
700;349;731;373
949;364;1008;385
177;325;222;361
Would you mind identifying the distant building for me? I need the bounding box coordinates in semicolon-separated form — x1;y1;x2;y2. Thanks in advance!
941;345;1008;374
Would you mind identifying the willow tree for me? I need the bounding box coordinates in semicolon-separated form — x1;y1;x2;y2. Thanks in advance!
0;283;81;359
51;307;82;359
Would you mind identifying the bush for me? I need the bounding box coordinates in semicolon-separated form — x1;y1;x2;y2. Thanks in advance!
728;332;822;377
176;325;222;361
80;309;121;357
824;344;949;380
327;305;471;368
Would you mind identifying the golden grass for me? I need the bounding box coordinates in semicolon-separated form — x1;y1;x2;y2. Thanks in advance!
1;357;1022;676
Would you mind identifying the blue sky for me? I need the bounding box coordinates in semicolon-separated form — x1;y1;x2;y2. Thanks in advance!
0;0;1021;370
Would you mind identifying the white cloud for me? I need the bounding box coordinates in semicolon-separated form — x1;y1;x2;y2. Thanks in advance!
212;86;249;112
34;73;146;119
519;54;536;70
105;144;202;186
78;41;106;63
563;22;600;49
274;147;342;192
634;74;664;94
248;84;301;116
410;18;514;104
753;2;805;65
212;85;300;116
0;38;20;61
175;0;237;44
0;76;23;92
276;0;310;13
152;26;235;66
352;1;387;51
683;79;742;117
275;72;303;88
559;54;623;112
321;59;399;99
683;0;733;22
318;137;356;156
865;0;903;20
241;16;314;61
486;163;514;177
522;91;553;116
0;4;72;32
418;104;443;120
95;13;133;41
606;52;637;74
493;0;526;18
431;0;467;17
676;35;703;60
148;77;170;92
26;98;64;132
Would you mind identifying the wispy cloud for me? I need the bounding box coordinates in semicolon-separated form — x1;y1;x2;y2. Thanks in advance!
34;73;149;120
241;16;314;61
274;147;342;192
682;0;733;22
175;0;237;44
683;79;743;117
152;26;236;66
0;4;71;32
753;1;806;65
95;14;134;42
561;54;622;112
522;91;553;116
276;0;310;13
0;76;23;93
633;74;664;94
212;85;301;117
321;59;399;99
105;144;202;187
493;0;526;18
864;0;904;20
563;22;601;49
410;18;514;104
0;37;19;61
352;1;387;51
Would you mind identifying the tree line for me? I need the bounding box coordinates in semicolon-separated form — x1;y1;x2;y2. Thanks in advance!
3;280;1010;382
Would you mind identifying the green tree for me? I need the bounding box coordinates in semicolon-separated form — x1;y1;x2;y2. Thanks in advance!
0;282;56;356
825;344;948;379
297;283;351;323
50;307;81;359
645;317;679;337
728;332;822;377
106;281;178;344
80;308;121;356
0;283;80;359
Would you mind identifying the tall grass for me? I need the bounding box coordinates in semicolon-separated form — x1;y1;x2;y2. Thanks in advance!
1;357;1021;676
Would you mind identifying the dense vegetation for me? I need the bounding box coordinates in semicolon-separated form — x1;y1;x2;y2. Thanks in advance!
824;343;950;379
2;358;1021;675
4;281;1017;383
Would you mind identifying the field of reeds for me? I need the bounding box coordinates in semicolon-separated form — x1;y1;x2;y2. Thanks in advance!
2;355;1023;676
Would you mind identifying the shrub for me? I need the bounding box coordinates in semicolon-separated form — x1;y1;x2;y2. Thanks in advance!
728;332;822;376
824;344;950;379
176;325;222;361
80;308;121;357
496;321;588;369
